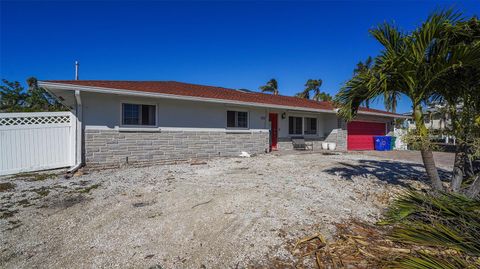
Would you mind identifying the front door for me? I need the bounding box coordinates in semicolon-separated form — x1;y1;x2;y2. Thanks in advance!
269;113;278;150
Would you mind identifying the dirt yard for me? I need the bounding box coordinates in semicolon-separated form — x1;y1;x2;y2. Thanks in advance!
0;151;453;268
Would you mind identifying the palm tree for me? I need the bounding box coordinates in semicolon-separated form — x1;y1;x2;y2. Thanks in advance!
317;92;333;102
259;79;279;95
296;79;330;101
335;10;480;191
353;57;373;108
353;56;373;74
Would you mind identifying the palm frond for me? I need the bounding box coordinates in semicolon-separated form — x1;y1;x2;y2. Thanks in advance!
259;78;279;95
391;253;473;269
382;190;480;256
370;22;405;53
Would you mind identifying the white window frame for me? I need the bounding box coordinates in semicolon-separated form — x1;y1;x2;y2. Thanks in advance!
304;117;318;135
288;116;303;135
226;109;249;129
120;102;158;127
288;114;319;136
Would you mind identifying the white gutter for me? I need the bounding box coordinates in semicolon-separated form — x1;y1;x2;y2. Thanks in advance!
68;90;83;173
38;81;406;118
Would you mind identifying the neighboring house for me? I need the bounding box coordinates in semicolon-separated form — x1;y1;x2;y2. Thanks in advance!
405;105;451;131
404;103;455;144
39;80;403;168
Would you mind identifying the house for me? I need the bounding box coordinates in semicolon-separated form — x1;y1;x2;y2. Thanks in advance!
404;103;455;144
405;104;452;131
39;80;404;168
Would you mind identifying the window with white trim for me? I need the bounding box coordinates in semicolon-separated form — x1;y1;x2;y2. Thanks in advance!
304;117;317;135
122;103;156;126
227;110;248;128
289;116;303;135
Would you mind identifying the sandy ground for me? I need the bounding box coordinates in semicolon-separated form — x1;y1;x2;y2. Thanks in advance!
0;151;451;268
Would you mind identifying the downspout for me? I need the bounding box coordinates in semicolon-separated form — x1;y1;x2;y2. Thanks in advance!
68;90;83;173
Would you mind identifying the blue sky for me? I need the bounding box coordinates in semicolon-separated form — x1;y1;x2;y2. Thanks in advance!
1;1;478;113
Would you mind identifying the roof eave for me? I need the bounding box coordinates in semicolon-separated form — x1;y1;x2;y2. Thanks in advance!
39;81;402;118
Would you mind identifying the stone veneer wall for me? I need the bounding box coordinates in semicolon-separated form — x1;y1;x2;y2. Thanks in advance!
84;129;269;167
324;119;347;151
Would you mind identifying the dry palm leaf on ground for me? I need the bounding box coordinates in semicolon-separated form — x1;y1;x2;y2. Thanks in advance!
292;220;479;269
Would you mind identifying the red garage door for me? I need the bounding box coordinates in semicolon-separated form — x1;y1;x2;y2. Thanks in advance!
347;121;386;150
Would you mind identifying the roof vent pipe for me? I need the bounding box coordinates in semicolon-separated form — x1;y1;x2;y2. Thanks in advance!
75;61;79;80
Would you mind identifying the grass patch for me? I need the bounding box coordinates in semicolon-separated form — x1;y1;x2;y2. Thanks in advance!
0;182;16;192
32;187;50;197
77;183;101;194
17;199;31;207
0;209;18;219
12;172;57;181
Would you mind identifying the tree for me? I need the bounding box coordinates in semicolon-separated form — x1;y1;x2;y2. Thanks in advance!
316;92;333;102
0;80;28;112
259;79;279;95
296;79;331;101
353;57;373;108
431;16;480;197
353;56;373;74
335;10;480;192
384;91;400;113
0;78;67;112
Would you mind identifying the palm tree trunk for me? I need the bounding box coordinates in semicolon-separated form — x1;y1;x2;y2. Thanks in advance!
421;149;444;191
450;146;465;192
414;104;443;191
466;174;480;198
448;107;465;193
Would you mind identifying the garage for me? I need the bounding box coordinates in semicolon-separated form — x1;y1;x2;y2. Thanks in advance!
347;121;386;150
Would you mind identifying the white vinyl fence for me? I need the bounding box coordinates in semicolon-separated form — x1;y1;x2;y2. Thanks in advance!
0;112;76;176
393;128;408;150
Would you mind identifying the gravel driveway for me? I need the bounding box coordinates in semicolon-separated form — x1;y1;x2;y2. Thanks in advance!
0;152;449;268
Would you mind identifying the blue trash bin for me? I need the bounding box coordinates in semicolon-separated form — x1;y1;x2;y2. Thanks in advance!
374;136;389;151
385;136;392;151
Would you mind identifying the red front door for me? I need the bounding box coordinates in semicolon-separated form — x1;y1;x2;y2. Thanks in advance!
269;113;278;150
347;121;386;150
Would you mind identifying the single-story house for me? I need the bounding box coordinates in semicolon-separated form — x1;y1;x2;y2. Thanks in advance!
39;80;404;168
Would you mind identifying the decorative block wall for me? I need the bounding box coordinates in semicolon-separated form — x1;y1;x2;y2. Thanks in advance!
323;119;347;151
84;129;269;167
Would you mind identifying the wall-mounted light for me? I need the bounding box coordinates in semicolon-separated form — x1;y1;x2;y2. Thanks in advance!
281;112;286;119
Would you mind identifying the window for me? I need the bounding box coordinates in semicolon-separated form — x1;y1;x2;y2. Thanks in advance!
227;111;248;128
289;116;303;135
122;103;156;126
304;117;317;135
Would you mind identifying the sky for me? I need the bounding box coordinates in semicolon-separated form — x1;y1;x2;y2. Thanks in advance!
1;1;479;114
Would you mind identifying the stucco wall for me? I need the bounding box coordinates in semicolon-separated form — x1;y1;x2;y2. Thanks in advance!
80;92;268;130
78;92;273;165
78;92;344;154
272;110;337;139
272;111;346;150
52;90;397;162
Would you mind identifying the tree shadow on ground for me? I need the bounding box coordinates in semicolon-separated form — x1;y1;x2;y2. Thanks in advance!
323;160;450;188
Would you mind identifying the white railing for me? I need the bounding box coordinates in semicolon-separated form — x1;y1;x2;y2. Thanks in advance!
0;111;76;175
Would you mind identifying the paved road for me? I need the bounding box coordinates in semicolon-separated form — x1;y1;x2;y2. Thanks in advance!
354;150;455;169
